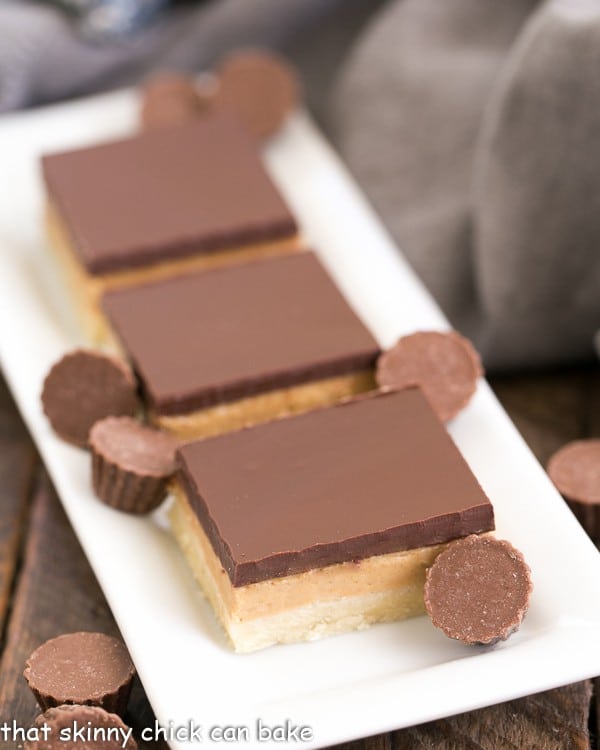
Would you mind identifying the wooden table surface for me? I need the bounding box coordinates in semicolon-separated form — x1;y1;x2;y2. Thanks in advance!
0;366;598;749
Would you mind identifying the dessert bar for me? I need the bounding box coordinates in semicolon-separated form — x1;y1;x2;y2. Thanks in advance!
102;252;380;439
171;388;495;651
42;113;299;341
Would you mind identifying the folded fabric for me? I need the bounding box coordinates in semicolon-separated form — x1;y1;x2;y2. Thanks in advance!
474;0;600;368
0;0;377;115
2;0;599;370
333;0;600;370
51;0;168;38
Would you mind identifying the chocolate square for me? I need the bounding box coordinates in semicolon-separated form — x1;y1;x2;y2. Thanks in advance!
102;252;381;415
178;388;495;586
42;113;297;274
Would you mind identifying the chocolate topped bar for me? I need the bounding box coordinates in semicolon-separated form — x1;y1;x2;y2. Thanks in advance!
177;388;495;586
41;112;297;274
102;252;380;415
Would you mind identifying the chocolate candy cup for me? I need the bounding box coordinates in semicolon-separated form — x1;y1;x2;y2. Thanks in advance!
547;439;600;542
375;330;483;422
24;632;136;716
41;350;139;447
424;535;532;645
140;72;216;130
214;48;300;139
90;416;178;514
25;705;137;749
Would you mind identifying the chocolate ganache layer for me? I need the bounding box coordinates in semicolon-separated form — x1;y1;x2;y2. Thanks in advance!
102;252;381;415
177;388;495;586
41;112;297;274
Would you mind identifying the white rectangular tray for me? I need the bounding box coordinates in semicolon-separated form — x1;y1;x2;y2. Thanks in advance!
1;90;600;749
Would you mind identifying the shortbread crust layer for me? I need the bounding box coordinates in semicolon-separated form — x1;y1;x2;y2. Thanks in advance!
169;486;448;652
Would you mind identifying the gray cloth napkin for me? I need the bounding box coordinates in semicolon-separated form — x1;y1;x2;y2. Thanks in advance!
49;0;168;38
0;0;377;114
2;0;599;370
333;0;600;370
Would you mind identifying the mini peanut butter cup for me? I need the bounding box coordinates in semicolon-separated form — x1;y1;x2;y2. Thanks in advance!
547;439;600;542
213;48;301;139
424;535;532;646
25;705;137;750
375;330;483;422
90;416;178;514
41;350;139;448
24;632;136;716
140;72;216;130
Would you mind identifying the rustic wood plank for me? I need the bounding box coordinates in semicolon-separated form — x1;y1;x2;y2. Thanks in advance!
580;367;600;750
332;684;592;750
0;377;37;640
490;369;592;466
493;367;599;750
391;682;592;750
584;369;600;438
0;476;165;748
334;735;392;750
0;476;118;727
